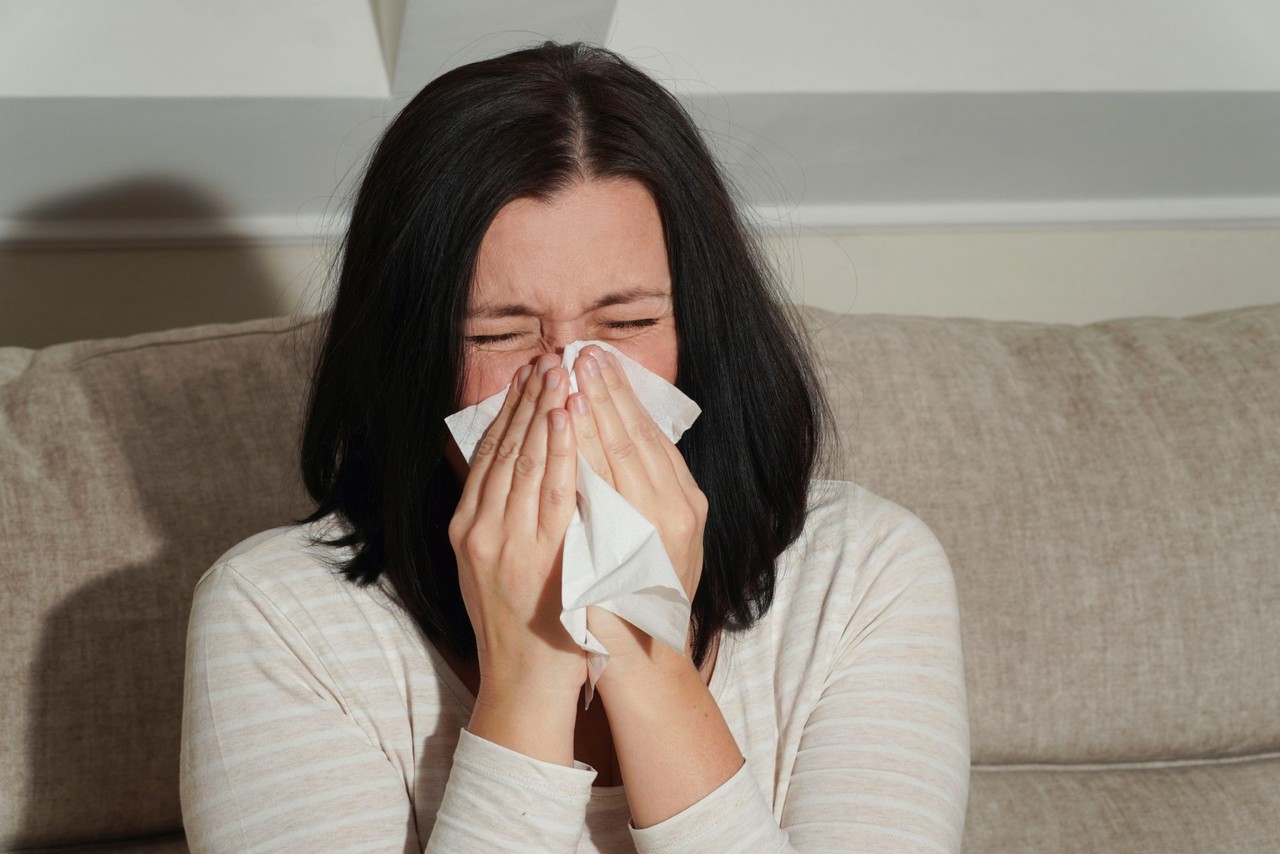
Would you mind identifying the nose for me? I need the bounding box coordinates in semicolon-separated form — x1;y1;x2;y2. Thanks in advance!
542;332;571;359
535;342;565;362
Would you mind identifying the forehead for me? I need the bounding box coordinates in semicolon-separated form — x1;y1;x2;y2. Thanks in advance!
469;179;670;317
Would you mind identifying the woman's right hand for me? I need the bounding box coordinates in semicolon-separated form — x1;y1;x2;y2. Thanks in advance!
447;354;585;701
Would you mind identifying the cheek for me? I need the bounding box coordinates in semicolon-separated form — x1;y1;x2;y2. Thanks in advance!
621;335;678;386
461;354;530;409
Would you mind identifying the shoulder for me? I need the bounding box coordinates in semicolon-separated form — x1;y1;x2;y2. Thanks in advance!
190;514;368;620
795;478;950;567
776;478;956;618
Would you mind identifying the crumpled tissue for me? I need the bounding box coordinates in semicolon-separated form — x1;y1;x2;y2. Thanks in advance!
444;340;701;708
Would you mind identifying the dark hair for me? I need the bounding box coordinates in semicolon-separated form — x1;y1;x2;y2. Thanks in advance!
294;39;838;671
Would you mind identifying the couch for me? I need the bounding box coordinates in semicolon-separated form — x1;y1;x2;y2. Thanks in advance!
2;302;1277;852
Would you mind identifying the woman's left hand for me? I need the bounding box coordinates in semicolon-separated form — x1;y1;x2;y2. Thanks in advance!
567;345;708;669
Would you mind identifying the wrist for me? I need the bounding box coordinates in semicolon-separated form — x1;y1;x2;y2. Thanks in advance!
475;677;583;706
476;643;587;697
595;640;696;698
469;680;582;767
587;606;694;683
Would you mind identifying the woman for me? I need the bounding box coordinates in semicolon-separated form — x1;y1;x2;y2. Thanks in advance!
179;40;969;852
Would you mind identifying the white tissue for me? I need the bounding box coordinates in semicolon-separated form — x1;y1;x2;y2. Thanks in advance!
444;340;702;708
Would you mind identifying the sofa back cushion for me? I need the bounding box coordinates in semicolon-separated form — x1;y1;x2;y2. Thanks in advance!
0;317;319;849
802;302;1280;765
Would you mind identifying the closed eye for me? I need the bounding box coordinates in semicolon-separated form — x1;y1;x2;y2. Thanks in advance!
609;318;659;331
465;332;519;348
465;317;655;343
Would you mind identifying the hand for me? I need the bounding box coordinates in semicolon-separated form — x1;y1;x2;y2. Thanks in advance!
567;346;709;669
448;354;586;698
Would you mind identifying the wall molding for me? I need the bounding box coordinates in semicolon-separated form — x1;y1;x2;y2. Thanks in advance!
3;197;1280;250
754;197;1280;234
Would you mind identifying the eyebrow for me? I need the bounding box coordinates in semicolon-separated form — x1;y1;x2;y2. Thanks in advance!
467;285;671;319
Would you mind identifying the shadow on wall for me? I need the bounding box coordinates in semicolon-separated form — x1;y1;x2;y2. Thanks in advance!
0;176;323;348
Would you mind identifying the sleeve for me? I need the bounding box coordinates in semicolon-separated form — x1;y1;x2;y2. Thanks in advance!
427;727;597;852
180;562;598;854
179;562;419;852
779;510;971;852
627;509;971;853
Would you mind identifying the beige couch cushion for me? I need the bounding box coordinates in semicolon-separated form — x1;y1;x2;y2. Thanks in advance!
964;753;1279;852
802;302;1280;765
1;318;319;849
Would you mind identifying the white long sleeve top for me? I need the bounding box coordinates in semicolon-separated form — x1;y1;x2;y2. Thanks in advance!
179;478;970;852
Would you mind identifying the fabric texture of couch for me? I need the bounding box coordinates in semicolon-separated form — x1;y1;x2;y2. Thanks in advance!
2;302;1277;852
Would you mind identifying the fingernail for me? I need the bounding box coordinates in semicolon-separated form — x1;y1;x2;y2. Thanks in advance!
517;365;533;387
550;410;567;431
538;355;556;375
583;355;601;377
545;369;561;390
571;394;588;414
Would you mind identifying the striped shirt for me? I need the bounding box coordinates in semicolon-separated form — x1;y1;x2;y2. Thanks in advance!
179;478;970;852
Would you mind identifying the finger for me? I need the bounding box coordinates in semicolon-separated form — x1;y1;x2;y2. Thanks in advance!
599;348;701;496
592;347;679;487
457;363;532;517
538;407;579;541
591;347;704;507
651;413;703;505
572;346;653;493
665;436;703;502
566;391;612;488
476;355;556;522
505;363;570;533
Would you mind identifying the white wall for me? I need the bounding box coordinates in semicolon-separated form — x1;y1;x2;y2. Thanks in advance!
0;0;388;97
4;0;1280;247
611;0;1280;93
769;226;1280;323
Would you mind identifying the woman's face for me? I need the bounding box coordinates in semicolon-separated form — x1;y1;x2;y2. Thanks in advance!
459;177;678;408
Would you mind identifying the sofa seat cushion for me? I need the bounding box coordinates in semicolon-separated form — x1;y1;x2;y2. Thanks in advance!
965;755;1280;852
